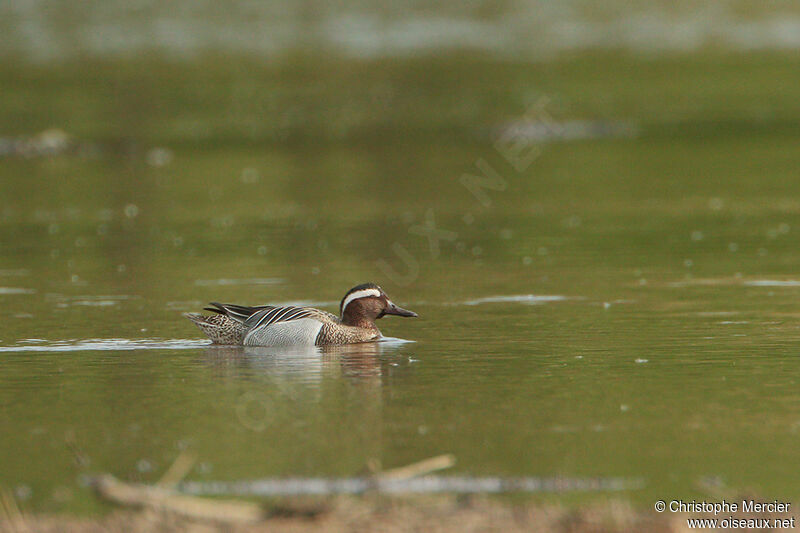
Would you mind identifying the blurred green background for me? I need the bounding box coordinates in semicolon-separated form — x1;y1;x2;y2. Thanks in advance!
2;0;800;516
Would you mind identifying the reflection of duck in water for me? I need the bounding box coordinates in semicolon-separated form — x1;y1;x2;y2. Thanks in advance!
202;337;411;381
186;283;416;346
247;342;388;378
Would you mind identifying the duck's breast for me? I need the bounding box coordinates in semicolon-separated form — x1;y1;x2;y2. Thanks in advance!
243;318;323;347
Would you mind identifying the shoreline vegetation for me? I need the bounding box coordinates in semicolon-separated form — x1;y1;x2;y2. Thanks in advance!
0;498;666;533
1;495;794;533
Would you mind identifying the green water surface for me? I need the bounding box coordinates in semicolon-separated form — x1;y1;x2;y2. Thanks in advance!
1;51;800;513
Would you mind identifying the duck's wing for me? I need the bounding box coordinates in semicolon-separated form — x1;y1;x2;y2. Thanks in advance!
206;302;336;329
204;302;272;323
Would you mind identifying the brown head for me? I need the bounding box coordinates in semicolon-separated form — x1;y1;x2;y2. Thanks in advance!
339;283;417;328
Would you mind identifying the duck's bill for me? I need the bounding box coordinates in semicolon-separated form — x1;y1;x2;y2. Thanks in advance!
386;302;418;318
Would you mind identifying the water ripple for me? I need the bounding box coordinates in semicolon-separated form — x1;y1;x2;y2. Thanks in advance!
463;294;570;306
0;287;35;295
744;280;800;287
0;336;412;353
194;278;284;286
0;338;210;353
180;475;643;496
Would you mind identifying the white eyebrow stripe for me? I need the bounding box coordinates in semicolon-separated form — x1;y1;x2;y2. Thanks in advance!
341;288;382;313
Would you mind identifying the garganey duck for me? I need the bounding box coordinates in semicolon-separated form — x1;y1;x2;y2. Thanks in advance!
185;283;417;346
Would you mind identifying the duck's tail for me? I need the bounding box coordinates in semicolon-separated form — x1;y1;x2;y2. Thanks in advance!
184;313;246;345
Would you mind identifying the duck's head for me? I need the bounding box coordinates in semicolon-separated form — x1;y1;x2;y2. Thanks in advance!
340;283;417;327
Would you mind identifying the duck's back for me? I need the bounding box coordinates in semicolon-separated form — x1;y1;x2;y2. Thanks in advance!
187;302;380;346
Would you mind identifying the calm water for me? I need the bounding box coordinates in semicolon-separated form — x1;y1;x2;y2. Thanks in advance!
2;52;800;513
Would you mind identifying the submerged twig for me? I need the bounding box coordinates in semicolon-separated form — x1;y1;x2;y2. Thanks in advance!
91;454;641;525
93;474;265;524
0;487;29;533
64;430;90;468
377;454;456;480
157;450;198;490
